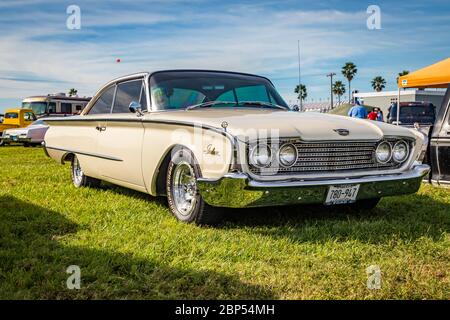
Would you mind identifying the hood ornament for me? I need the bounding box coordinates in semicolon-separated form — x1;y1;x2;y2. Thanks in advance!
333;129;350;136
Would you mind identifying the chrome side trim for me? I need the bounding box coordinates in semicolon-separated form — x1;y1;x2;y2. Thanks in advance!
43;118;239;165
45;146;123;162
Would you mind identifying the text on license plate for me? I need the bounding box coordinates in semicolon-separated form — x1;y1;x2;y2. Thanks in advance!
325;184;360;205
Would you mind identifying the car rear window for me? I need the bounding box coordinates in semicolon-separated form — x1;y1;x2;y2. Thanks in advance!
5;112;18;119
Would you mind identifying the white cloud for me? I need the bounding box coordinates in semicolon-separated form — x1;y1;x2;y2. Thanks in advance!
0;3;440;109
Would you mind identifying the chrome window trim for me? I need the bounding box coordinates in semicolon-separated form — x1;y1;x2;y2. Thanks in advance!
82;72;150;115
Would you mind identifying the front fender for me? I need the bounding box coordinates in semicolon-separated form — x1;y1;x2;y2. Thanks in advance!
142;122;234;196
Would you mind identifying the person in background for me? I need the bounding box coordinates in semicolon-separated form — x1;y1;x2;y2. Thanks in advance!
377;109;384;122
367;107;379;121
348;99;368;119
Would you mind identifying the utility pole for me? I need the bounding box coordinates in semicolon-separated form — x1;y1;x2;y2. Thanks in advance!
326;72;336;110
297;40;302;111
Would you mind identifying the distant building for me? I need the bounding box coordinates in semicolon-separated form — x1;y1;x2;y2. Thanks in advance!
353;89;446;115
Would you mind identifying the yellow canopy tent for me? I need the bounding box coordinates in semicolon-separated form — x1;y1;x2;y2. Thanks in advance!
394;57;450;124
398;57;450;89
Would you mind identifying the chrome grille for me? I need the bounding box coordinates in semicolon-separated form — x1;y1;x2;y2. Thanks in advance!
248;140;407;175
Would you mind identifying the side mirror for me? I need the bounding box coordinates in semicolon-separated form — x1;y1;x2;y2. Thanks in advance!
129;101;144;116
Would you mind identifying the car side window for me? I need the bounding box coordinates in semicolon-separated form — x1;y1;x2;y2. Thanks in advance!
24;112;36;121
89;86;115;114
112;80;143;113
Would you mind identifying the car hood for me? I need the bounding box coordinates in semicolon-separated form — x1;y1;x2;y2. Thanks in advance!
149;108;416;141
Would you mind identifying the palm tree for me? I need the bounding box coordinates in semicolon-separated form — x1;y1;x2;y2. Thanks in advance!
294;84;307;103
332;81;346;105
371;76;386;92
396;70;409;83
68;88;78;96
341;62;357;103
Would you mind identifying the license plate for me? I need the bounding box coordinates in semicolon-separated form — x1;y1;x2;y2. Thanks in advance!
325;184;360;205
12;135;18;141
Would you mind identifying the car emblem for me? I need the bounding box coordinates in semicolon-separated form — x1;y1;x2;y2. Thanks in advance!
334;129;350;136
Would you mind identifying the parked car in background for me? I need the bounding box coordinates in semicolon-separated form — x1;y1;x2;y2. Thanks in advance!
44;70;429;225
387;102;436;125
0;108;36;146
2;119;48;146
22;93;91;118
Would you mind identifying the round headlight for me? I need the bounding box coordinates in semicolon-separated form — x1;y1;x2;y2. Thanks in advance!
375;141;392;163
278;144;297;167
392;140;409;163
250;144;272;167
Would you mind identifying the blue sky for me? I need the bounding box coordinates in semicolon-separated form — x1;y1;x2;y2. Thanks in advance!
0;0;449;112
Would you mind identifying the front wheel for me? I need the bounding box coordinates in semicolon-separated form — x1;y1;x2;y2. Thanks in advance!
166;148;222;225
71;155;101;188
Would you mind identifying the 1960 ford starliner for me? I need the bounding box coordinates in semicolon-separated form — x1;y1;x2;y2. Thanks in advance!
43;70;430;225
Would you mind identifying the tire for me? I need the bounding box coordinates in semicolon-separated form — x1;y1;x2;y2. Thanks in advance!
71;155;101;188
166;147;222;225
0;137;4;147
24;142;30;147
347;197;381;211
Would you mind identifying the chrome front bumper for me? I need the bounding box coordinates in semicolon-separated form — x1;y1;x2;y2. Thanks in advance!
2;136;31;143
197;164;430;208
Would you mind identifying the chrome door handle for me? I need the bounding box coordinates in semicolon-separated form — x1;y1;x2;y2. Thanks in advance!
95;126;106;132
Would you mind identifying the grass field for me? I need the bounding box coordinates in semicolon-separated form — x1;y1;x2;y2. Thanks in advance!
0;146;449;299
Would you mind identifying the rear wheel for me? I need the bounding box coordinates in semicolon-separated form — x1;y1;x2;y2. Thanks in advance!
71;155;101;188
166;148;222;225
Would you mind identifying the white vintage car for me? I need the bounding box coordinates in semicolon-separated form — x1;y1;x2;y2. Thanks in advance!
3;119;49;146
43;70;430;225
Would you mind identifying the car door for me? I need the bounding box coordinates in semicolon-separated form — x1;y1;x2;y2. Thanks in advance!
96;78;146;188
436;103;450;184
70;84;116;178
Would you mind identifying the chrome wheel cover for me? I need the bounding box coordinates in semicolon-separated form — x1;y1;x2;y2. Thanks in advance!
73;157;83;185
172;161;198;216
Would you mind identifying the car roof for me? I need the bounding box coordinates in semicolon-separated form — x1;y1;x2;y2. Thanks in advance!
108;70;273;85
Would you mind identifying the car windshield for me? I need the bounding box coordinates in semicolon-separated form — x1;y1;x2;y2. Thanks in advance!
22;102;47;115
149;71;288;111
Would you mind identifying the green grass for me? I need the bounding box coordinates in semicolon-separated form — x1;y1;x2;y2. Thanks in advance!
328;103;372;116
0;146;449;299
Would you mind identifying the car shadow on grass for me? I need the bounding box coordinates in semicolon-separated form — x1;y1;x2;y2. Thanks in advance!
220;192;450;244
0;195;274;299
79;181;449;244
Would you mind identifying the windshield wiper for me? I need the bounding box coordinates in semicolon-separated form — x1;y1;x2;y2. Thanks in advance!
186;101;237;110
239;101;289;110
